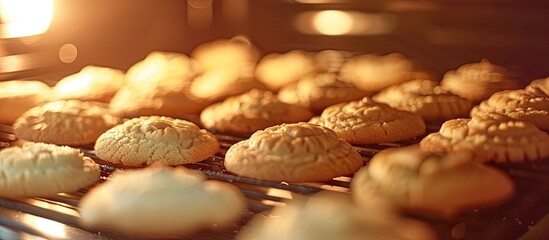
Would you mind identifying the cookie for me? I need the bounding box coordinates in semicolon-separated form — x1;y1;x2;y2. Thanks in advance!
53;66;125;103
309;97;425;144
125;51;199;88
95;116;219;167
441;59;523;103
200;90;313;135
339;53;426;93
420;113;549;162
0;80;52;124
351;145;514;218
191;36;259;71
526;77;549;96
14;100;121;146
471;89;549;131
278;72;369;113
224;123;363;182
313;50;353;73
255;50;315;91
190;67;268;102
239;192;437;240
79;167;245;237
373;79;473;123
110;52;208;118
0;142;100;198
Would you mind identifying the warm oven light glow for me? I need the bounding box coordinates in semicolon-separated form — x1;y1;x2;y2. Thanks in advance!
0;0;54;38
296;10;397;36
312;10;354;35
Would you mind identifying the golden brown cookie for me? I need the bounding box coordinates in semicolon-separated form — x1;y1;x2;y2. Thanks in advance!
200;90;313;135
339;53;426;93
95;116;219;167
53;66;125;103
80;167;245;237
526;77;549;96
110;52;208;118
351;145;514;218
14;100;121;146
313;50;353;73
309;97;425;144
191;36;259;71
471;89;549;131
239;192;437;240
0;142;100;198
441;59;523;103
255;50;315;91
420;113;549;162
190;67;268;102
278;72;369;113
0;80;52;124
373;79;473;123
224;123;364;182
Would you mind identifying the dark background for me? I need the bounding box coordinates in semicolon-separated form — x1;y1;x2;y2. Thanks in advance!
2;0;549;81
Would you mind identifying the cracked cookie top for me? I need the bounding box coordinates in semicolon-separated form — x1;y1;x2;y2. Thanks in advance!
200;90;313;135
420;113;549;162
278;72;368;113
0;142;100;198
224;123;363;182
14;100;121;146
351;145;514;218
471;89;549;131
94;116;220;167
373;79;473;123
441;59;523;103
309;97;425;144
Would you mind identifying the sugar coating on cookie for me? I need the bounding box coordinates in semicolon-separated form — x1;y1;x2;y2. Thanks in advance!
441;59;523;103
373;79;473;122
471;89;549;131
0;142;100;198
239;192;437;240
255;50;315;91
79;167;245;237
351;145;514;218
14;100;121;146
224;123;364;182
110;52;207;118
278;72;368;113
339;53;425;93
420;113;549;162
95;116;220;166
200;90;313;135
0;80;52;124
310;97;425;144
54;65;125;103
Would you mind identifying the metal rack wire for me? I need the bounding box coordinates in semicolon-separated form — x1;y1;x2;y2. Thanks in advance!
0;123;548;240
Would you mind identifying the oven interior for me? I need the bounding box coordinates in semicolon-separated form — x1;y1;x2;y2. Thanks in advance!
0;0;549;239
